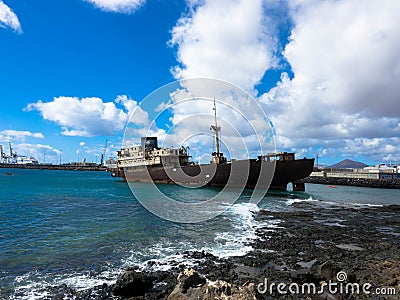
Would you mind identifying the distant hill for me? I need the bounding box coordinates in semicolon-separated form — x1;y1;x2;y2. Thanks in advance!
329;159;368;169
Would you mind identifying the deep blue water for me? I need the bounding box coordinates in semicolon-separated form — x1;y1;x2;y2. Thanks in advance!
0;168;398;298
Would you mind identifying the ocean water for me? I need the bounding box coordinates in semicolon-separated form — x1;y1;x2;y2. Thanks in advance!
0;168;398;299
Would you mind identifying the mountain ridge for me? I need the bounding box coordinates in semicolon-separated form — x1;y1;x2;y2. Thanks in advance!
328;159;368;169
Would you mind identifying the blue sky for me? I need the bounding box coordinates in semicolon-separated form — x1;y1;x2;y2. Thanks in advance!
1;0;184;163
1;0;400;166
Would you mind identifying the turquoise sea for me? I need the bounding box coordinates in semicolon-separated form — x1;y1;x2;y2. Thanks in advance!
0;168;399;299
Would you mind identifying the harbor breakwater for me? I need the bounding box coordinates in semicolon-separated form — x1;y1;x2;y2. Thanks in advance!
0;163;108;172
302;176;400;189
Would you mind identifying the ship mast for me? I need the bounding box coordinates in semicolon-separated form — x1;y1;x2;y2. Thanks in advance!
210;99;226;164
212;98;220;155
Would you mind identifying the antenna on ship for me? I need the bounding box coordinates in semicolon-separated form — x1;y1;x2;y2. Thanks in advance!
210;99;226;164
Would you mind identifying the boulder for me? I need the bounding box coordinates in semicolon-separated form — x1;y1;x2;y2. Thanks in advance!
112;269;153;297
168;269;258;300
179;268;207;293
317;260;339;281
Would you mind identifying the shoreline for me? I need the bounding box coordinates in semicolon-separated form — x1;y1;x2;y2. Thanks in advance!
37;202;399;299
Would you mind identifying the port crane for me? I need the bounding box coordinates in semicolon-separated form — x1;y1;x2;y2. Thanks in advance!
100;139;108;166
0;142;17;163
8;142;18;163
0;142;38;164
0;144;4;163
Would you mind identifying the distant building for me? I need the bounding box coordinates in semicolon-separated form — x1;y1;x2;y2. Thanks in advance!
310;163;400;180
105;157;117;169
16;156;39;165
363;164;400;179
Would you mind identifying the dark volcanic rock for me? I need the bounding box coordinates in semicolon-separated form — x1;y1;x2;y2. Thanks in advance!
113;268;153;297
179;268;206;293
168;269;258;300
46;282;113;300
247;203;400;299
317;260;340;281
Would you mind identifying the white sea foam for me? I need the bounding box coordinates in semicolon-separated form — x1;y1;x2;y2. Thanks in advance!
57;269;118;290
10;268;118;300
348;203;383;208
11;272;52;300
204;202;260;258
286;197;320;206
123;241;201;272
202;202;279;258
286;195;385;209
9;202;276;299
122;202;277;273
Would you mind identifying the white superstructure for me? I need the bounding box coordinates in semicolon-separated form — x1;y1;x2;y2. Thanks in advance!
117;137;190;169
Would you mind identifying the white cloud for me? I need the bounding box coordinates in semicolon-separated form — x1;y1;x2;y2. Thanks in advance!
115;94;149;126
169;0;277;91
25;95;145;137
0;130;44;142
79;141;86;147
127;79;276;161
341;137;400;163
167;0;283;159
12;143;61;162
286;0;400;117
0;0;22;33
85;0;145;13
260;0;400;162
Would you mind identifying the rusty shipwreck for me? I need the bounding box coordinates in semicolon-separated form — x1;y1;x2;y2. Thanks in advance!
112;101;314;191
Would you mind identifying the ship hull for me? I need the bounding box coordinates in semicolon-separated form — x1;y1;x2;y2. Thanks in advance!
116;158;314;191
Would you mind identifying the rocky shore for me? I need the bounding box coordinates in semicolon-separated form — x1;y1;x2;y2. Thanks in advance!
302;176;400;189
45;202;399;299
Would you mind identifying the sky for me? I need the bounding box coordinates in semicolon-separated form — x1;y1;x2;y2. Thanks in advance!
0;0;399;166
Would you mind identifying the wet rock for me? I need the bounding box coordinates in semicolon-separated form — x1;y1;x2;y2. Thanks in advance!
168;268;206;299
317;261;340;281
113;269;153;297
183;250;215;260
145;271;178;300
180;269;206;292
290;268;315;283
203;280;257;300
